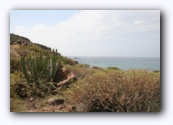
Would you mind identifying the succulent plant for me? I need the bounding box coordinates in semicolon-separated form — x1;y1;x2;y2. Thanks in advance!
20;49;62;86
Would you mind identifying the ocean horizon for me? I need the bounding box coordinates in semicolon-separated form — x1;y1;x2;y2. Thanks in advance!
68;56;160;71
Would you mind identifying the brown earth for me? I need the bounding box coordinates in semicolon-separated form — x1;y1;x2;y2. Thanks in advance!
24;97;76;112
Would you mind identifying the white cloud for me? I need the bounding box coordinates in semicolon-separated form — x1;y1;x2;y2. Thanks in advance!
14;10;160;57
134;20;143;25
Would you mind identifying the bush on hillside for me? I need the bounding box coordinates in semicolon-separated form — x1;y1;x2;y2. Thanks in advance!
64;70;160;112
62;57;78;65
10;51;20;73
107;66;120;70
64;64;98;79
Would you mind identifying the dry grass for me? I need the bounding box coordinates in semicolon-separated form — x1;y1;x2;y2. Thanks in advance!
10;97;27;112
64;70;160;112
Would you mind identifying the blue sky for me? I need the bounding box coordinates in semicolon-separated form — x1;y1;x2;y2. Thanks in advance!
10;10;160;57
10;10;80;33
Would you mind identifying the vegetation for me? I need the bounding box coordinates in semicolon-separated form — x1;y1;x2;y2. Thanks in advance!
62;56;78;65
64;70;160;112
107;66;120;70
64;64;97;79
15;49;62;98
10;34;160;112
20;49;61;84
152;70;160;73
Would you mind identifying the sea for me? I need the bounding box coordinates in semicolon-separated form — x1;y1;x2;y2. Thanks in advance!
68;56;160;71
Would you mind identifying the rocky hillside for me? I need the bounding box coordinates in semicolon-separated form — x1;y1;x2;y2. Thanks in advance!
10;33;78;66
11;33;51;50
10;33;79;97
10;33;31;45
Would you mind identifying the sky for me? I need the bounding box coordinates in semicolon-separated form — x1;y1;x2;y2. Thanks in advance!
10;10;160;57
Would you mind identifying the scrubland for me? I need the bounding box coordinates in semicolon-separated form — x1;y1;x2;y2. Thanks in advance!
10;34;160;112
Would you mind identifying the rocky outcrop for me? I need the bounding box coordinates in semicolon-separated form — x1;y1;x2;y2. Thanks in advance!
10;33;51;50
53;67;77;88
10;33;31;45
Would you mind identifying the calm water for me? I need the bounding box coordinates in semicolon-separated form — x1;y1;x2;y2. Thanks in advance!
69;56;160;71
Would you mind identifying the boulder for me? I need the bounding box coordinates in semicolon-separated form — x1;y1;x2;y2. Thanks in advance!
61;68;71;78
53;68;66;83
53;68;75;83
53;68;77;88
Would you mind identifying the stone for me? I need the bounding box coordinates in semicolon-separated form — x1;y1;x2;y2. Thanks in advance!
61;68;71;77
53;67;77;87
53;68;66;83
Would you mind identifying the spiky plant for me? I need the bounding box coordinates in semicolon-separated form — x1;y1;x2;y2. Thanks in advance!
21;50;61;84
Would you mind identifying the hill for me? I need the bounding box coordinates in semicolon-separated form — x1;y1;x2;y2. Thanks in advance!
10;34;78;71
10;34;81;111
10;34;160;112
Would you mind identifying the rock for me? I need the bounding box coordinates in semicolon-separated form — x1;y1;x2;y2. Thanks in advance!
51;67;78;88
61;68;71;77
67;72;76;80
48;97;64;105
56;73;77;87
10;34;31;45
53;67;77;88
56;79;69;87
53;68;66;83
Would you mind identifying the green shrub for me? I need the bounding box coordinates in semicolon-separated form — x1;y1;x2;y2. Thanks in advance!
107;66;120;70
152;70;160;73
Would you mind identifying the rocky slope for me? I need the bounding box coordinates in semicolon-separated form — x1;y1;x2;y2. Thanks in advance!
10;34;79;112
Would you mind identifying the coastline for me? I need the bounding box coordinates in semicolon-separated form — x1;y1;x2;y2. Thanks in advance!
68;56;160;71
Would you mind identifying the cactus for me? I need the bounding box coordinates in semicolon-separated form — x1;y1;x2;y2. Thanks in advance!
19;48;63;98
20;50;62;85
